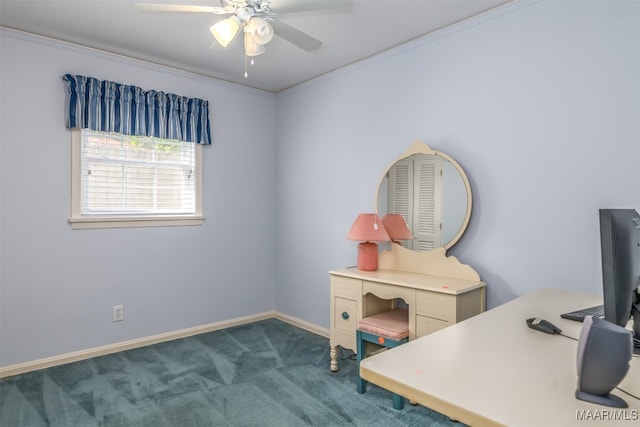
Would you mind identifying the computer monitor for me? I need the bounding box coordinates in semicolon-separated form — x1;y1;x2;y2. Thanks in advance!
599;208;640;353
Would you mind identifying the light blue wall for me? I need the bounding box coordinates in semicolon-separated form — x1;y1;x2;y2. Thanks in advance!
0;31;278;366
274;0;640;327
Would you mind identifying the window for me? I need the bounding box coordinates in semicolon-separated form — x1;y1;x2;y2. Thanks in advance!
70;129;203;229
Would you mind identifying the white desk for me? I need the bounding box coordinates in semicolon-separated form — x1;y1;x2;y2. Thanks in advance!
360;288;640;427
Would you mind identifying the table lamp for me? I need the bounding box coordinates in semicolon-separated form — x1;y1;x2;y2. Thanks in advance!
382;213;413;244
347;213;390;271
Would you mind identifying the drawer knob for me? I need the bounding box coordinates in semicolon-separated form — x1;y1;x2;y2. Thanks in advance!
341;311;350;320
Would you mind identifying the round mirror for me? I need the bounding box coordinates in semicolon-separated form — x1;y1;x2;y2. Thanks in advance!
376;141;472;251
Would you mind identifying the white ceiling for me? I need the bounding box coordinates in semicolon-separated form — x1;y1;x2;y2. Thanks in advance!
0;0;512;92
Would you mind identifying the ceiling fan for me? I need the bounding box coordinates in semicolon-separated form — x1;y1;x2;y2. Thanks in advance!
136;1;340;76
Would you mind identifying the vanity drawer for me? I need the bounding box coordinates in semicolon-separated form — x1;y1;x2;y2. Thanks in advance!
416;315;450;338
334;297;357;335
416;290;455;322
331;276;362;299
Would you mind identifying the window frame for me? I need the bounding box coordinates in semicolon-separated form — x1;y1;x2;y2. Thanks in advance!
70;129;204;229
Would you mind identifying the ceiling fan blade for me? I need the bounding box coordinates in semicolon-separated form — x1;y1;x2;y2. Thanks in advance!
275;0;352;15
270;19;321;51
135;3;229;14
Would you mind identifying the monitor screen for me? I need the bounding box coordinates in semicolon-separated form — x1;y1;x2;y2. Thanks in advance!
599;209;640;348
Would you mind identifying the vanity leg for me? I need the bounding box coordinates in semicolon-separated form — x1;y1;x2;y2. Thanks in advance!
330;345;339;372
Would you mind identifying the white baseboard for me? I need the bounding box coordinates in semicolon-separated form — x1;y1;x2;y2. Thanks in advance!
274;312;330;338
0;311;328;379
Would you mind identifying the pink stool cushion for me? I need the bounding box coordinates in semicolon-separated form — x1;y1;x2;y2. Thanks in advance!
357;307;409;340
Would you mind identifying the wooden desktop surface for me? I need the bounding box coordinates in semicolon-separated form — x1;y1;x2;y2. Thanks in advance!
359;288;640;427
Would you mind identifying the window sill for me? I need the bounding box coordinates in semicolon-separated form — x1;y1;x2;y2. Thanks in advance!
69;215;205;230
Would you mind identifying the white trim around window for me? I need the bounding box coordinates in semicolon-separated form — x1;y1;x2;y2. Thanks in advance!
70;130;204;229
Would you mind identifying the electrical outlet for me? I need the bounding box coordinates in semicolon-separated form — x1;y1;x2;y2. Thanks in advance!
112;305;124;322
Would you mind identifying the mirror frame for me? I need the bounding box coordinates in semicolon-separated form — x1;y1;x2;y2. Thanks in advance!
375;141;473;251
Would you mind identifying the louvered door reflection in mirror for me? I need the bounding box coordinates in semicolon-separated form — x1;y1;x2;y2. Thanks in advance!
376;142;472;251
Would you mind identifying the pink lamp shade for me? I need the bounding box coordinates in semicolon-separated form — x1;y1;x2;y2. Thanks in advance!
346;213;390;271
382;213;413;242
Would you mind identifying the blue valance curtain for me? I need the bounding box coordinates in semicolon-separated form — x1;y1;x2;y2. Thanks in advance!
63;74;211;145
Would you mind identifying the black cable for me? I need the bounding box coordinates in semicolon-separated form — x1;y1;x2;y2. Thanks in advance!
616;387;640;401
559;332;577;341
338;346;356;361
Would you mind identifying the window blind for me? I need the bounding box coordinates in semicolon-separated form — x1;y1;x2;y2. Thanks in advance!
81;130;196;216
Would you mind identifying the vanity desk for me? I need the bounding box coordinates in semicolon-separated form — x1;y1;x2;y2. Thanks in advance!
329;247;486;371
330;141;486;372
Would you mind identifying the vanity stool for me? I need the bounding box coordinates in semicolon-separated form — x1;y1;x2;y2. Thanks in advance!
356;307;409;410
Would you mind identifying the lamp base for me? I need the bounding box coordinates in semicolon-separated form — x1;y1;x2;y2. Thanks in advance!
357;242;379;271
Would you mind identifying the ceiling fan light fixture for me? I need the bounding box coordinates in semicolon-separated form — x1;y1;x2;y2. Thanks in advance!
247;17;274;45
244;32;266;56
210;16;240;47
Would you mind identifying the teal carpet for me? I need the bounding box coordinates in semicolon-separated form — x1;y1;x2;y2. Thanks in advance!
0;319;462;426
